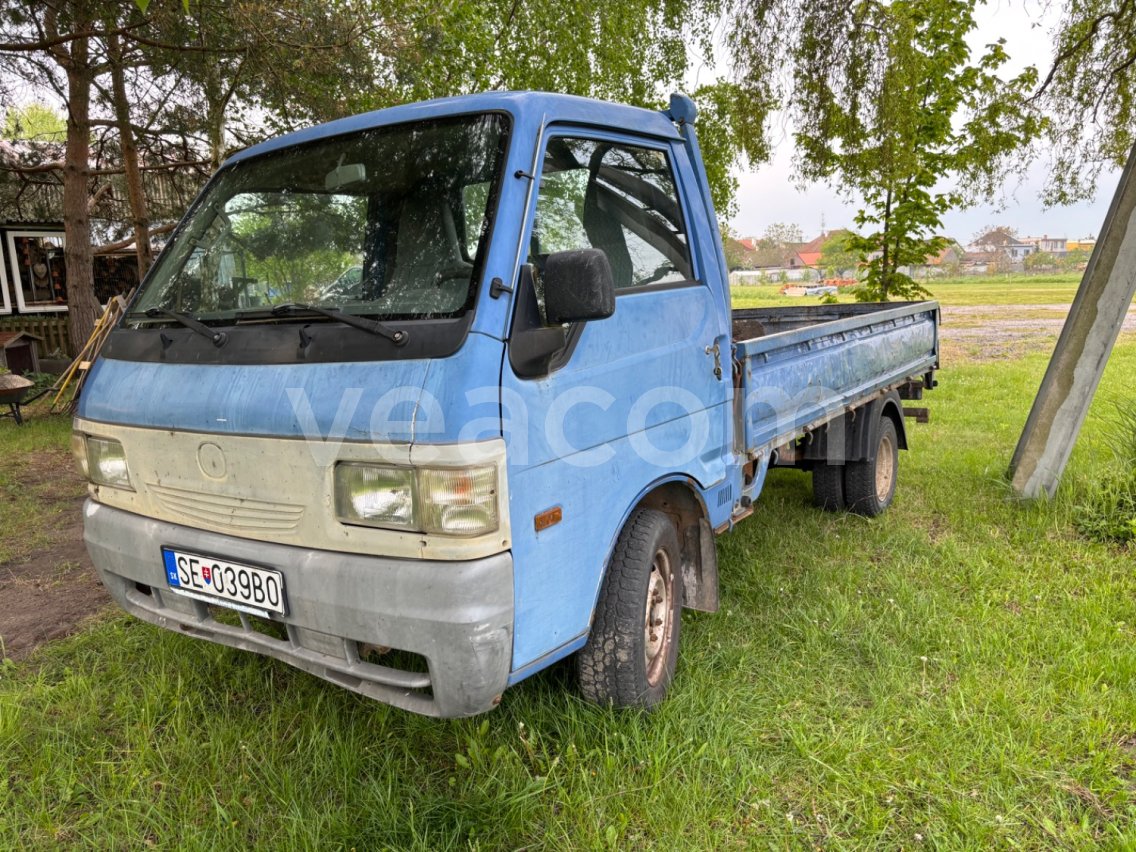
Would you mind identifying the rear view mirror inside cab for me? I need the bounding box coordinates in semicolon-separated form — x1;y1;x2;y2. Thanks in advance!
325;161;367;190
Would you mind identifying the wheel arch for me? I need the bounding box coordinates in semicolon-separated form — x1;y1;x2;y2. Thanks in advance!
850;391;908;459
879;394;909;451
593;476;720;618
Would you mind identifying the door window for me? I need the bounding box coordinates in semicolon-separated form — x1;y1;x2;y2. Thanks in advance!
529;137;694;313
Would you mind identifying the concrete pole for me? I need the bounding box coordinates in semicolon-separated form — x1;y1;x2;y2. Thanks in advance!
1009;142;1136;499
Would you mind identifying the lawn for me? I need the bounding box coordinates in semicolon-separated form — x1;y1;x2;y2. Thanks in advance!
731;272;1084;309
0;414;74;565
2;291;1135;846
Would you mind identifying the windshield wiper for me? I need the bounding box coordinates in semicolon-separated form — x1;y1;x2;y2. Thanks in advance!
266;303;408;346
131;307;228;347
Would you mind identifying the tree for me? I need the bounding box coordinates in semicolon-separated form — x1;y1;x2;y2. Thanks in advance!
729;0;1041;300
818;231;859;277
759;222;802;250
1033;0;1136;204
1024;250;1057;272
3;102;66;140
0;0;112;352
721;226;753;271
1;0;727;354
1060;248;1091;271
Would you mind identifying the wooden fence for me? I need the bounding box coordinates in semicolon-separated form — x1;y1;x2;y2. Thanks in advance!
0;313;70;357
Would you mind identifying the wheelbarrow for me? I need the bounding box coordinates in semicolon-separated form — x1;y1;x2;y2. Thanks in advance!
0;374;36;426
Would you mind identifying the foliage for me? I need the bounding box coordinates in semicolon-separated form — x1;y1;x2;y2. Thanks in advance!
0;0;739;352
729;0;1042;301
1060;248;1091;270
1074;402;1136;545
818;231;859;277
1023;250;1057;271
1034;0;1136;203
690;81;771;217
759;221;802;250
2;103;65;141
721;227;752;271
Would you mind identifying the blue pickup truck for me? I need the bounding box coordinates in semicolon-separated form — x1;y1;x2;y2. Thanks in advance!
74;92;939;717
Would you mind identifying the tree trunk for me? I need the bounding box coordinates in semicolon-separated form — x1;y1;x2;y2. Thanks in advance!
879;186;893;299
62;11;99;357
107;32;153;278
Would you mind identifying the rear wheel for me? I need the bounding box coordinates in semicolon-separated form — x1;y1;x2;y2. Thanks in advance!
844;416;899;517
812;463;845;511
576;508;683;709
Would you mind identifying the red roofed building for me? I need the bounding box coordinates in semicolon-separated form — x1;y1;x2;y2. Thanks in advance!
788;230;852;269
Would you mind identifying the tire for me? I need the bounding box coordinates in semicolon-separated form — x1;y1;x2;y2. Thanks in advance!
812;463;845;511
844;415;899;517
576;508;683;709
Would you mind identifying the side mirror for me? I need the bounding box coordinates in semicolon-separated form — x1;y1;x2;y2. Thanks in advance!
542;248;615;325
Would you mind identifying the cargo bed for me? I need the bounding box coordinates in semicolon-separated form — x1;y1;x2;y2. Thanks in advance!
733;301;940;456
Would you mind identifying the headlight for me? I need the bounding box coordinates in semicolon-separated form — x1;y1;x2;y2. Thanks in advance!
334;463;499;537
334;463;416;530
70;432;89;478
86;437;133;491
419;466;498;536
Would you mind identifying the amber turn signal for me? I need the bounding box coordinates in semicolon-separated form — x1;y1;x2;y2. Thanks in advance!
534;505;562;532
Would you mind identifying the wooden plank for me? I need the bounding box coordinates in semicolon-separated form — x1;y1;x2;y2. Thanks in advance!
1009;142;1136;499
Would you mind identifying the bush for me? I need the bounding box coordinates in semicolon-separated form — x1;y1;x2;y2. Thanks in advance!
23;371;57;393
1074;402;1136;545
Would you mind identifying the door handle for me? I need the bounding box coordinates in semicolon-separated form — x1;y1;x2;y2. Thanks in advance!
705;341;723;381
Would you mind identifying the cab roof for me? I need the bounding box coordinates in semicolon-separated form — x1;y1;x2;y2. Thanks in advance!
228;91;684;165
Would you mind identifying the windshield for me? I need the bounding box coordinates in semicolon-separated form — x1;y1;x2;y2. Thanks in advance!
131;114;509;324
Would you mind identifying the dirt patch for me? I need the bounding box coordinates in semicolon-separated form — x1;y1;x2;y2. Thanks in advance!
0;449;110;661
939;303;1136;363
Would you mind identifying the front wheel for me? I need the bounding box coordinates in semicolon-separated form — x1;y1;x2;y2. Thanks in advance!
576;508;683;709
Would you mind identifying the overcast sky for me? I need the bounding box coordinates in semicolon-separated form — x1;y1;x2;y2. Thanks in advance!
701;0;1118;243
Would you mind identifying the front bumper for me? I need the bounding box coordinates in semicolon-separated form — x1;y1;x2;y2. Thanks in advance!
83;500;514;717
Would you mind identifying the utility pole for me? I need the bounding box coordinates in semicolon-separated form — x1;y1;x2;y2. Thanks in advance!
1009;143;1136;498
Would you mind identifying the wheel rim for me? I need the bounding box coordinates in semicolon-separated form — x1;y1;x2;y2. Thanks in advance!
644;548;674;686
875;433;895;502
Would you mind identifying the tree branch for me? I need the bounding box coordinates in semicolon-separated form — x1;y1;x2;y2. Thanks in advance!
0;18;149;54
1031;0;1136;101
94;222;175;255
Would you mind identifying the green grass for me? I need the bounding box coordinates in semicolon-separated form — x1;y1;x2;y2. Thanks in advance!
731;272;1085;309
0;408;75;564
2;323;1136;846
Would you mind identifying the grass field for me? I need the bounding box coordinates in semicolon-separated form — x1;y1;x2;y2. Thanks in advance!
0;415;74;565
731;272;1084;309
2;280;1135;847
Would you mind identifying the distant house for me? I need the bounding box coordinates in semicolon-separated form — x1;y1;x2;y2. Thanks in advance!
738;238;757;252
967;227;1036;262
0;138;203;320
961;250;1001;272
924;243;964;269
1021;235;1067;256
785;230;853;271
1066;236;1096;253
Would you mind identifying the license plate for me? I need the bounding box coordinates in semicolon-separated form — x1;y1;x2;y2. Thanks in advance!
163;548;286;616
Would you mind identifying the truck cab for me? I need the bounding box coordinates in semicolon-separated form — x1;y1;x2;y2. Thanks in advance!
76;92;938;717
